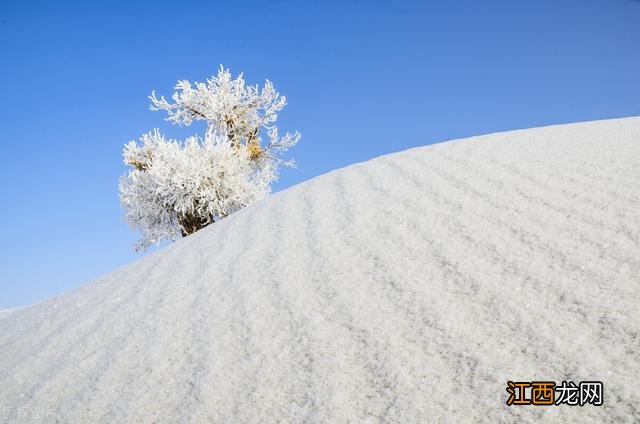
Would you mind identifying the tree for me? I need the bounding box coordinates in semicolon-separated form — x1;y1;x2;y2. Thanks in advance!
119;66;300;250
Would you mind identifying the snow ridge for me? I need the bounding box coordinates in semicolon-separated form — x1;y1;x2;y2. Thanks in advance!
1;117;639;422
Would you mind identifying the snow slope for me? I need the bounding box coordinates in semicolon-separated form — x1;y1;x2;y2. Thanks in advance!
0;310;17;320
1;117;639;423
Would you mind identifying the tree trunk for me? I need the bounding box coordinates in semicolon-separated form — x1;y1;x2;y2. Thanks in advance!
179;212;212;237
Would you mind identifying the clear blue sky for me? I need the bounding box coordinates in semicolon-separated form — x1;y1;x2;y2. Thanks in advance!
1;0;639;309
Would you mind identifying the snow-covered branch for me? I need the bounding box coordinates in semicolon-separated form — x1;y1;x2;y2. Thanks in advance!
148;65;299;159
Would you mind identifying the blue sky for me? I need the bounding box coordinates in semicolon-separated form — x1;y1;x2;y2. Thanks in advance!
1;0;639;309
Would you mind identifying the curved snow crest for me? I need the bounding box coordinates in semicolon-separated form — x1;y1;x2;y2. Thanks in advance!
0;309;17;320
1;117;639;423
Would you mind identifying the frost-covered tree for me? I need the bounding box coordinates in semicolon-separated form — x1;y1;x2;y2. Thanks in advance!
120;66;300;250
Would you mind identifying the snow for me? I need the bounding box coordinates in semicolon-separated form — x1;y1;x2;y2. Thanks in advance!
1;117;639;423
0;310;17;320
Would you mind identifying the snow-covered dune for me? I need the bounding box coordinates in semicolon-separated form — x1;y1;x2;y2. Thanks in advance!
1;117;639;423
0;310;17;320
